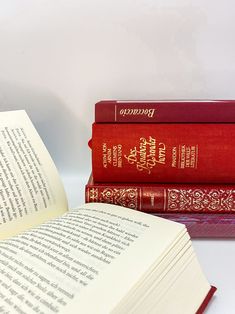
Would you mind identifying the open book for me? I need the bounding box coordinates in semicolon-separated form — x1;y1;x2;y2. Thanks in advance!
0;111;216;313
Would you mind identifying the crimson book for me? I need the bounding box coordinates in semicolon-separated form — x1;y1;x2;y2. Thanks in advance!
86;175;235;213
95;99;235;123
155;213;235;238
91;123;235;183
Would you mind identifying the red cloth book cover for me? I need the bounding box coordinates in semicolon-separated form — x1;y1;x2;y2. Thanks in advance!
153;213;235;238
95;100;235;123
91;123;235;183
86;175;235;213
196;286;217;314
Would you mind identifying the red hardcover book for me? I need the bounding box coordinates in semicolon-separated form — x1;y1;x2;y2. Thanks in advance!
154;213;235;238
86;175;235;213
91;123;235;183
95;99;235;123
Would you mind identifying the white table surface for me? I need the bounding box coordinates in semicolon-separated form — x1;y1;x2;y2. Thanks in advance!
62;175;235;314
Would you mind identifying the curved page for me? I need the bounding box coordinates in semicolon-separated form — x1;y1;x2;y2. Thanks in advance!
0;110;68;239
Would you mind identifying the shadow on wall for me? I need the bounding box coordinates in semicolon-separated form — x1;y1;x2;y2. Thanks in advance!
0;80;91;177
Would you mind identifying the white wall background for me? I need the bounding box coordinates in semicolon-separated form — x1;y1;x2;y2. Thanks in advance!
1;0;235;178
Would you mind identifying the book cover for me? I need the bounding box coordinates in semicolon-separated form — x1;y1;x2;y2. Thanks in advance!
91;123;235;183
95;100;235;123
86;175;235;213
196;286;217;314
154;213;235;238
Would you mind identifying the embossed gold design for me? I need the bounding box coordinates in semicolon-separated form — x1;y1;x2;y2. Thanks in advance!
88;188;98;201
88;187;138;209
167;189;235;212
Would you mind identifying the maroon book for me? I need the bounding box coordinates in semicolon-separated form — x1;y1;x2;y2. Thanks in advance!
86;175;235;213
154;213;235;238
91;123;235;183
95;100;235;123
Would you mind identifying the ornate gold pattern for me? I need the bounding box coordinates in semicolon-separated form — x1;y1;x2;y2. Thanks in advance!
88;187;138;209
167;189;235;212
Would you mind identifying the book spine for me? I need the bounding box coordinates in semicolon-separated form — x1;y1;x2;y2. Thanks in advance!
85;182;235;213
95;100;235;123
91;123;235;183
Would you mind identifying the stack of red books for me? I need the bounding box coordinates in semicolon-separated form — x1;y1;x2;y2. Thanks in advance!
86;100;235;238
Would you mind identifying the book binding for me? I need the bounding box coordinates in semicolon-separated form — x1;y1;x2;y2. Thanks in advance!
95;100;235;123
86;177;235;214
91;123;235;183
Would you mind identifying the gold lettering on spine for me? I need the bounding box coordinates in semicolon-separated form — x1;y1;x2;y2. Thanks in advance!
172;147;177;167
102;143;123;169
112;144;123;167
157;143;166;164
148;109;155;118
102;143;108;168
124;136;166;174
174;144;199;170
119;108;156;118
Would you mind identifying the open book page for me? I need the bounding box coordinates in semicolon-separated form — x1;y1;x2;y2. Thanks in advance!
67;204;190;314
0;110;68;240
0;203;185;314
